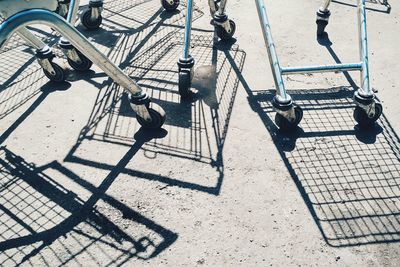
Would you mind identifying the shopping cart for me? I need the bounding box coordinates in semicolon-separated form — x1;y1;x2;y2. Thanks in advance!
0;0;95;83
255;0;383;131
0;0;166;129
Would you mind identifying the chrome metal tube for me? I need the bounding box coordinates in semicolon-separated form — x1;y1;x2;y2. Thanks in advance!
182;0;193;59
0;9;143;96
218;0;228;15
281;63;363;75
255;0;289;101
320;0;332;11
358;0;372;96
67;0;80;24
16;27;46;50
208;0;217;15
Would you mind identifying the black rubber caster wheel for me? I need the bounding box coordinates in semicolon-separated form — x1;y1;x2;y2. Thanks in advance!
316;20;328;36
67;49;93;72
216;19;236;41
43;62;65;83
161;0;179;11
178;70;193;98
353;102;383;128
275;106;303;131
81;8;103;30
136;103;166;129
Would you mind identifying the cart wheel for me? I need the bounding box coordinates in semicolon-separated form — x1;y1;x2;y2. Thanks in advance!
316;20;328;36
136;103;166;129
43;62;65;83
67;49;93;72
178;70;193;98
275;106;303;131
161;0;180;11
216;19;236;41
81;8;103;30
353;103;382;128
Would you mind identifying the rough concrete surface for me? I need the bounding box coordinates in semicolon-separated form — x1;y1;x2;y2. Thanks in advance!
0;0;399;266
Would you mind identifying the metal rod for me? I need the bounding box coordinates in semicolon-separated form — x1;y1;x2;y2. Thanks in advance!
218;0;228;15
67;0;80;24
182;0;193;59
358;0;372;96
255;0;289;101
320;0;332;11
16;27;46;50
0;9;143;96
281;63;363;75
209;0;217;15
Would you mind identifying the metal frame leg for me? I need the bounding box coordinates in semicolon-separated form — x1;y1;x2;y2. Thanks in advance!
208;0;217;16
358;0;372;97
256;0;296;121
178;0;194;67
59;0;86;66
177;0;195;97
181;0;194;61
216;0;228;15
320;0;332;12
67;0;80;24
316;0;331;36
16;28;59;76
354;0;378;118
16;27;46;50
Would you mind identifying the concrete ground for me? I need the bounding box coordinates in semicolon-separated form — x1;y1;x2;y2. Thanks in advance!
1;0;399;266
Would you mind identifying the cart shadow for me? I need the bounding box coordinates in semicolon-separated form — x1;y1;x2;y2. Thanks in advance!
0;132;177;266
244;86;400;247
64;31;246;196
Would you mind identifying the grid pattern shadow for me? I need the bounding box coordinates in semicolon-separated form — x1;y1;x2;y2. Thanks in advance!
66;31;246;195
0;147;177;266
252;87;400;247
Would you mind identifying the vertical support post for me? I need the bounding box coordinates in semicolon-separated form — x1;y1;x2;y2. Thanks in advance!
66;0;80;24
208;0;217;15
320;0;332;12
16;27;46;50
218;0;228;15
358;0;372;97
182;0;193;59
255;0;290;102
